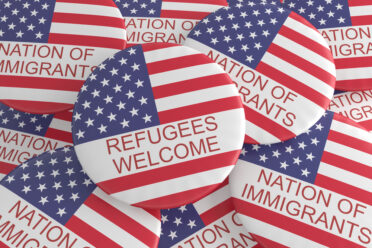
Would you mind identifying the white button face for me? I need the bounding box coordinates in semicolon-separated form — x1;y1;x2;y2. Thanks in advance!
72;43;245;209
185;4;336;144
230;111;372;248
0;147;161;248
0;0;127;114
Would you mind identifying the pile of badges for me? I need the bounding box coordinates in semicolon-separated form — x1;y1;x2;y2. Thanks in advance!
0;0;370;247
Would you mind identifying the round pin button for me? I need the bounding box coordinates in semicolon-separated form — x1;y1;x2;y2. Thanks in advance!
185;3;336;144
72;43;245;209
0;102;73;180
158;179;261;248
117;0;227;45
284;0;372;91
0;0;127;114
230;111;372;247
0;147;161;248
329;90;372;133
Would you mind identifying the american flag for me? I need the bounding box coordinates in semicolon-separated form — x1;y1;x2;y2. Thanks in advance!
283;0;372;91
0;147;161;248
0;0;126;113
231;111;372;247
0;103;72;178
185;3;335;144
329;90;372;133
228;0;280;8
159;180;261;248
72;43;244;208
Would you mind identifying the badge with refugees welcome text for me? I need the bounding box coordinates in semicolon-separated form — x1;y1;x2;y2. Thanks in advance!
230;112;372;248
0;103;72;179
185;3;336;144
72;43;245;209
0;0;127;114
0;147;161;248
284;0;372;91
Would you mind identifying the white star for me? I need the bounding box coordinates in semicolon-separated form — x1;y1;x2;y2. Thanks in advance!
110;67;118;76
35;171;45;180
73;112;81;121
107;112;117;122
178;205;187;213
52;181;62;190
131;63;140;71
285;146;294;154
257;20;265;26
128;47;136;55
76;130;85;139
100;78;109;87
270;18;278;24
335;3;343;10
2;118;9;124
298;141;307;150
315;123;324;131
245;21;252;28
311;137;320;146
259;154;268;162
223;35;231;42
308;12;316;20
307;0;314;6
18;121;25;128
262;30;270;37
21;173;30;181
272;150;281;158
327;11;335;18
301;168;310;177
16;30;24;38
0;30;3;37
206;27;214;34
85;118;94;127
35;32;43;39
56;208;66;217
22;185;31;194
119;57;127;65
241;148;247;156
219;25;227;32
280;161;289;170
194;30;201;36
8;23;16;30
306;153;315;161
211;37;218;45
104;95;113;104
120;119;130;128
161;215;168;224
39;17;46;24
228;46;236;54
116;101;126;110
168;231;177;240
252;144;260;151
70;193;80;201
39;196;48;205
317;5;324;12
5;176;15;183
122;73;131;81
241;44;249;52
82;100;91;109
130;107;139;116
94;106;104;115
187;220;196;229
41;3;49;9
34;160;43;167
298;7;306;13
319;18;326;25
236;33;244;41
130;8;137;14
83;179;92;187
143;114;152;123
338;17;345;23
253;10;260;16
135;79;144;88
254;42;262;49
293;157;302;165
232;23;240;30
174;217;182;226
126;90;135;99
55;194;64;204
11;8;19;15
68;180;77;189
37;184;47;192
249;32;257;39
98;124;107;133
27;23;34;31
49;158;58;166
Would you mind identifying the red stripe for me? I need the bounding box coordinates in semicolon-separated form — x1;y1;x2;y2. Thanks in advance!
56;0;118;7
152;73;231;99
65;216;122;248
288;12;319;32
327;129;371;155
84;194;159;248
252;234;289;248
256;62;330;109
348;0;372;7
0;241;9;248
233;199;365;248
142;43;179;52
0;100;72;114
98;150;239;194
321;151;372;180
48;34;126;50
146;54;213;75
252;244;265;248
199;198;235;226
161;10;209;20
133;183;221;209
162;0;227;5
244;135;259;144
0;161;16;175
359;119;372;131
44;129;72;143
335;78;372;91
144;209;161;221
243;105;296;142
315;174;372;205
53;111;73;122
334;56;372;70
52;13;125;29
158;96;242;124
0;75;83;91
267;43;335;88
333;112;366;129
279;25;333;63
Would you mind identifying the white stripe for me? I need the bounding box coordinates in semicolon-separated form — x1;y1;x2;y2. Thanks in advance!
285;16;329;49
111;166;234;204
350;5;372;16
0;87;77;104
261;52;334;99
54;2;123;18
75;204;148;248
75;109;245;182
0;174;5;181
245;119;281;144
93;188;160;236
155;84;237;112
162;2;222;12
238;214;328;248
49;118;71;133
336;67;372;80
331;119;372;144
50;23;126;40
193;184;230;215
324;140;371;166
144;45;200;63
318;162;372;193
273;33;336;77
149;63;225;87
